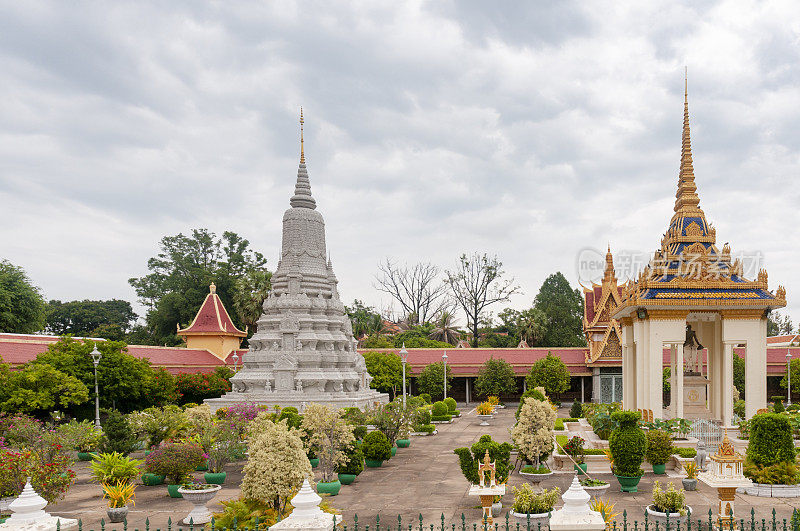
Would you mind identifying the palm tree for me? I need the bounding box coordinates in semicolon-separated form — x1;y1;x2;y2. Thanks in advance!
429;311;460;345
517;308;547;346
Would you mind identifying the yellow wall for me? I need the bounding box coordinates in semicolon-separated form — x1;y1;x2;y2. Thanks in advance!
184;335;241;361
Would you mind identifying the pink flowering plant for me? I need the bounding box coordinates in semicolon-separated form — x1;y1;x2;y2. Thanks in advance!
222;401;259;440
144;441;204;485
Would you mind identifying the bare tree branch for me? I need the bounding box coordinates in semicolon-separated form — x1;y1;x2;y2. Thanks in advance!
374;259;451;324
445;252;521;347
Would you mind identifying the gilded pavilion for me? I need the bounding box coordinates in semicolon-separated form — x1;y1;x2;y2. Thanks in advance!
612;80;786;424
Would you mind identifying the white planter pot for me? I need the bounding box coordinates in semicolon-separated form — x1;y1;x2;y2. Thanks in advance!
581;483;610;497
510;510;551;527
519;471;554;484
645;505;692;527
177;485;222;525
0;496;14;513
477;414;493;426
740;483;800;497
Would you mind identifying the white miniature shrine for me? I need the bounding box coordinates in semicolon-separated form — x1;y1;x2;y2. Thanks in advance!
0;478;77;531
698;431;751;529
467;451;506;524
549;475;606;531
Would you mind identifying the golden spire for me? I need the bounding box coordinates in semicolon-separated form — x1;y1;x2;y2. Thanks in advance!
603;244;616;283
300;107;305;164
675;67;701;214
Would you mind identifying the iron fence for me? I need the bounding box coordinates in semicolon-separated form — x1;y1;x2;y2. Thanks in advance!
49;509;800;531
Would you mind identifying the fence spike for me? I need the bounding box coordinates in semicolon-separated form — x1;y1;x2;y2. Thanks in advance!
441;513;445;531
461;513;466;531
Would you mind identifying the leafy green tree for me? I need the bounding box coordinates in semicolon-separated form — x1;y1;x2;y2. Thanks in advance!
533;272;585;347
474;358;517;398
44;299;137;339
428;310;461;345
734;353;745;397
0;359;88;414
360;335;394;348
129;229;267;345
780;358;800;394
768;311;795;336
476;332;516;348
362;351;407;399
175;366;233;404
0;260;46;333
525;352;571;396
33;337;176;413
391;330;452;348
516;308;547;346
232;268;272;333
345;300;384;338
416;361;453;401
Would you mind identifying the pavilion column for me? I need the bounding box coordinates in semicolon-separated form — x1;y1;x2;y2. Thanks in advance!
466;377;470;404
722;342;735;427
675;343;684;419
669;345;677;417
581;376;585;404
744;317;768;418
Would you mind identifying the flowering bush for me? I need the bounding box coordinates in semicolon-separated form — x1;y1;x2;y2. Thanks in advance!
512;391;555;468
130;406;191;448
175;368;232;405
223;401;259;440
0;413;44;449
56;420;104;452
144;441;204;484
301;404;355;482
0;447;75;502
562;436;586;464
241;419;311;512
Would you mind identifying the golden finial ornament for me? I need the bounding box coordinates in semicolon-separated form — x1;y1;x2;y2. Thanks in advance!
300;107;305;164
675;66;701;215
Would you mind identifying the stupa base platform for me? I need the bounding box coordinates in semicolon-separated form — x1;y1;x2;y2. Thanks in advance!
205;390;388;412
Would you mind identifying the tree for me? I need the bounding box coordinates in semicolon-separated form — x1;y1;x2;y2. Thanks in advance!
474;357;517;398
416;361;452;401
44;299;137;339
301;404;355;483
780;358;800;394
428;311;461;345
242;418;312;512
734;353;745;397
0;260;46;333
33;337;176;412
445;253;520;347
511;389;555;467
374;259;451;325
533;272;585;347
516;308;547;346
345;300;385;339
0;360;89;414
768;311;795;336
362;351;406;399
526;353;571;396
129;229;267;345
175;366;233;405
232;268;272;333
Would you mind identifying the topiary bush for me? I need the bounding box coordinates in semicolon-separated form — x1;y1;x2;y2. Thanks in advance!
353;425;368;440
336;443;364;475
431;401;450;421
609;410;646;477
361;431;391;462
775;400;786;413
645;429;673;466
443;397;457;413
570;401;583;419
453;434;513;484
420;393;432;404
746;413;796;467
102;409;138;455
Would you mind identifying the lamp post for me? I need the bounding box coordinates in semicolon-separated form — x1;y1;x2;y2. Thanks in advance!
442;351;448;401
90;346;102;429
400;343;409;409
232;352;240;373
787;352;793;406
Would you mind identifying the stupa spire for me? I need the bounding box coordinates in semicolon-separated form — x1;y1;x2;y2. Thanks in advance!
675;68;701;214
603;245;616;283
290;108;316;210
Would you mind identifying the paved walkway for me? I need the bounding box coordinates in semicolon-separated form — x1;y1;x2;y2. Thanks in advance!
44;405;800;529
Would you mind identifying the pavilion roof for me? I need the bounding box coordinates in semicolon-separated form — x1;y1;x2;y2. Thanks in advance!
177;283;246;337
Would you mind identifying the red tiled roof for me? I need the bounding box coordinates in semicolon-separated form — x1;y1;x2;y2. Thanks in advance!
359;347;592;376
178;285;245;337
768;334;800;346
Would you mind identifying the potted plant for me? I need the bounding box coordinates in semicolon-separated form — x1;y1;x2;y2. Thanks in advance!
65;421;103;461
511;391;555;479
646;429;674;475
90;452;143;486
144;441;205;498
609;411;646;492
476;402;493;426
563;436;587;475
487;396;500;409
177;482;222;525
336;443;364;485
204;442;232;485
453;435;513;485
645;481;691;526
580;478;610;496
510;483;560;526
519;464;553;484
362;430;392;467
300;404;355;496
682;461;699;491
101;480;136;523
141;472;165;486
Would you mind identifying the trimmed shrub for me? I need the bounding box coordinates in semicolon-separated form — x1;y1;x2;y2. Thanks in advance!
746;413;796;467
431;401;450;421
673;447;697;458
417;424;435;434
645;429;673;466
102;410;137;455
775;400;786;413
744;460;800;485
609;410;646;477
443;397;457;413
336;443;364;475
362;431;391;462
570;401;583;419
353;425;368;440
453;434;513;484
420;393;432;404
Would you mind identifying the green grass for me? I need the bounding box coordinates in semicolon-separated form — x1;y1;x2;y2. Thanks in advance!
521;465;551;474
673;447;697;458
564;417;580;422
554;418;565;430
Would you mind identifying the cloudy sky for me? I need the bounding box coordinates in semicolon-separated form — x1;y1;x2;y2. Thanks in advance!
2;1;799;325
